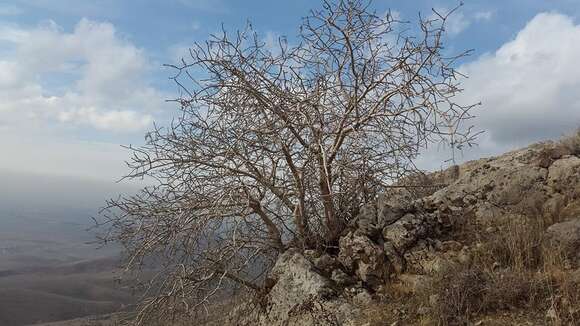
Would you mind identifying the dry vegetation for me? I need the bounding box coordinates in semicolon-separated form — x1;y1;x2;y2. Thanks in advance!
559;128;580;156
347;131;580;326
431;216;579;325
356;207;580;325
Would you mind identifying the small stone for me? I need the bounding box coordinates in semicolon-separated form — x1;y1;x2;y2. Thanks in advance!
545;218;580;263
429;294;439;308
331;269;355;286
353;290;373;306
313;254;336;272
417;306;430;315
463;194;478;205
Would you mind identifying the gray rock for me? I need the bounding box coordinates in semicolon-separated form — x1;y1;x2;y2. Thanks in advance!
314;254;336;272
548;156;580;197
355;203;378;236
266;249;335;323
545;218;580;263
331;269;355;286
382;213;437;251
338;232;390;289
377;198;406;228
353;290;373;306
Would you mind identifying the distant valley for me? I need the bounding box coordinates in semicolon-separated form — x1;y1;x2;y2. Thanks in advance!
0;171;140;326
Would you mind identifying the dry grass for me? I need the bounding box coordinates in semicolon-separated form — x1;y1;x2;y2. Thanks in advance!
558;128;580;155
428;214;580;325
351;207;580;326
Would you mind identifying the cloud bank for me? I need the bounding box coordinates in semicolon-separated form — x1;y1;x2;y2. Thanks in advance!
0;18;167;180
420;12;580;169
0;18;158;132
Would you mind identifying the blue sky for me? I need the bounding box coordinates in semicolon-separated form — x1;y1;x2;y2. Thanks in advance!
1;0;580;181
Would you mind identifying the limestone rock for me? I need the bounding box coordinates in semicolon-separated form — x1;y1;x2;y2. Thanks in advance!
354;203;379;237
265;249;335;323
376;195;408;227
338;232;390;288
545;218;580;264
331;269;355;286
382;213;438;251
313;254;337;272
548;156;580;197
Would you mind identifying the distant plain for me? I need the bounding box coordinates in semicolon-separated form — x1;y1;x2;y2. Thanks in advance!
0;171;139;326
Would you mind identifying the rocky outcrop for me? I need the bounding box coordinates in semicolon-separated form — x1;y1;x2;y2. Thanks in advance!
234;138;580;325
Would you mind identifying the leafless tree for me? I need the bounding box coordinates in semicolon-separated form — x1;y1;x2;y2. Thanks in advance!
98;1;477;324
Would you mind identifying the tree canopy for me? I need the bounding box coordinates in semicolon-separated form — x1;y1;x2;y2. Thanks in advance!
98;1;477;323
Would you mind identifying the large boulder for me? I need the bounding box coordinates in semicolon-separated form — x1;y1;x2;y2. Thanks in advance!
545;218;580;264
265;249;335;323
548;156;580;198
234;249;361;326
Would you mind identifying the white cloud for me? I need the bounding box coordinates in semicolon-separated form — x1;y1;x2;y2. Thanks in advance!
431;8;495;37
0;19;169;180
474;10;495;21
445;11;470;36
420;12;580;171
461;13;580;144
0;131;132;181
0;18;160;132
57;107;153;131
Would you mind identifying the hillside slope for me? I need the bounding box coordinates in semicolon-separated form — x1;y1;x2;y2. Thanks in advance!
229;133;580;325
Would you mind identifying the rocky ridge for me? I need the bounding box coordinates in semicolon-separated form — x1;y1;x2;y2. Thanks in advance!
231;135;580;325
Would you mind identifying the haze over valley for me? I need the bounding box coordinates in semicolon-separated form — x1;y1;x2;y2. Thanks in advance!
0;171;138;326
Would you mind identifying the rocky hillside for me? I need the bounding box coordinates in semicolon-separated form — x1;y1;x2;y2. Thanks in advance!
227;132;580;325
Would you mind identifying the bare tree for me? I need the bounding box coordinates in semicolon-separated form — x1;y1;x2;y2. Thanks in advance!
98;0;477;323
